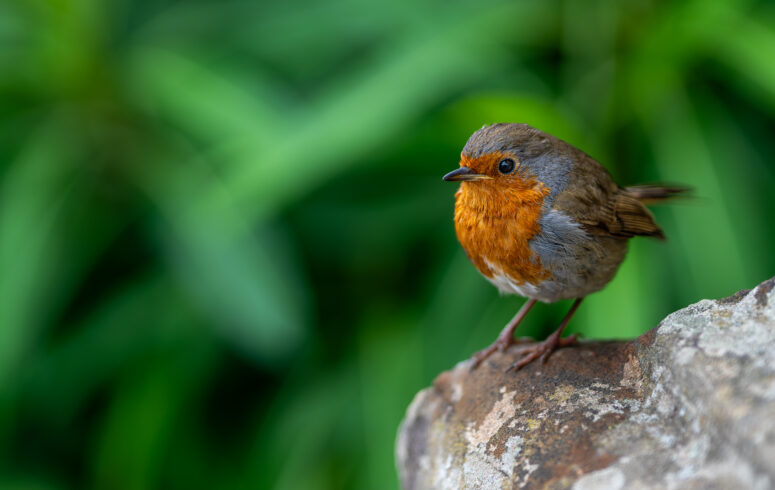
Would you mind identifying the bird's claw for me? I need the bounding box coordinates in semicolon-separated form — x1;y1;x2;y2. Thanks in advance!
505;334;578;372
470;333;534;371
469;338;509;371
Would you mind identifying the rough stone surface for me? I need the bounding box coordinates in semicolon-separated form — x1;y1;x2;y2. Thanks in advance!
396;277;775;489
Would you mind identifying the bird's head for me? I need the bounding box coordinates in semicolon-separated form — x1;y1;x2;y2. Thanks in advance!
444;123;565;215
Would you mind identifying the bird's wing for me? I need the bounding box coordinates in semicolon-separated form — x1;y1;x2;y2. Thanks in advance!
580;191;665;239
551;151;664;239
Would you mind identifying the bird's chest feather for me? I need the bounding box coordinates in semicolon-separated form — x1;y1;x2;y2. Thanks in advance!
453;182;552;289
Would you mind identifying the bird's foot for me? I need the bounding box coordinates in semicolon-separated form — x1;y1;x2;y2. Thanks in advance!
469;336;533;371
505;333;578;372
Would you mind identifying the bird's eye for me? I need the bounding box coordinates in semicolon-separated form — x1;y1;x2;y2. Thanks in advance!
498;158;515;174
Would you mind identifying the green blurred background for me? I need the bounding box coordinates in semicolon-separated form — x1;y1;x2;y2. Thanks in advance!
1;0;774;488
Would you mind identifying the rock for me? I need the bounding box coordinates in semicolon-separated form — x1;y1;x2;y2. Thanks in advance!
396;277;775;489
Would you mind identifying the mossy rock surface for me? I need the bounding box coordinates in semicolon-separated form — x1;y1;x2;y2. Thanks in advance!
396;278;775;490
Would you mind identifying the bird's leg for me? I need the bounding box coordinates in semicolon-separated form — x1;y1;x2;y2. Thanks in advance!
506;297;583;372
470;298;537;370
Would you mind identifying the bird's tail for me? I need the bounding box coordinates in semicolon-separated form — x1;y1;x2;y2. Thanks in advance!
625;184;691;205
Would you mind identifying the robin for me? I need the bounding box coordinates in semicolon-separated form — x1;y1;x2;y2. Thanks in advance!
443;123;686;371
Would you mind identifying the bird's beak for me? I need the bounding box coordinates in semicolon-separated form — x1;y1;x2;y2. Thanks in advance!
442;166;492;182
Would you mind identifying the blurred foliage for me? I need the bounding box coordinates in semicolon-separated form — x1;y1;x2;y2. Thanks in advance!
1;0;774;488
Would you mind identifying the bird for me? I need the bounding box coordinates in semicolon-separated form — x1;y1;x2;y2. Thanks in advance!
443;123;686;372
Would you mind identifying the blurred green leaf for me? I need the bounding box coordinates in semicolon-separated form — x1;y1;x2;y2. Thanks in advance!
715;14;775;110
0;478;63;490
239;368;360;490
225;2;550;215
647;91;749;298
91;337;215;490
0;120;75;388
357;310;423;489
126;48;284;149
138;155;311;365
22;276;189;426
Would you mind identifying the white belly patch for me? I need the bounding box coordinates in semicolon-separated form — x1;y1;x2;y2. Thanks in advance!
483;257;543;298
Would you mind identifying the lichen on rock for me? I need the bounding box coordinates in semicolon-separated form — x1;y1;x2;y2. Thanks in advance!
396;277;775;489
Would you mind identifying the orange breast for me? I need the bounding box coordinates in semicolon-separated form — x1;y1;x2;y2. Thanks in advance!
454;176;551;286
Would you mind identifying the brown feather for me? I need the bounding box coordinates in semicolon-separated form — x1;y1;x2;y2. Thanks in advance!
550;150;667;240
610;193;664;239
625;184;691;204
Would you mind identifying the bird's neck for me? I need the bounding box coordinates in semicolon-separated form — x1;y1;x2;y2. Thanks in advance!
455;181;549;219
